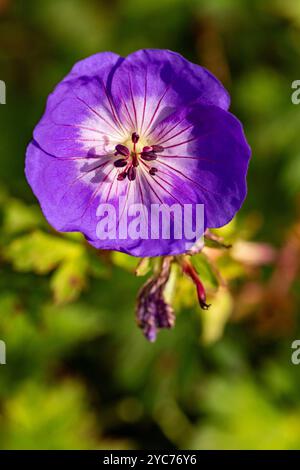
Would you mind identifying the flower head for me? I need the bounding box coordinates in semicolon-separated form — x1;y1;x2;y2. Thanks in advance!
26;49;251;257
136;256;175;341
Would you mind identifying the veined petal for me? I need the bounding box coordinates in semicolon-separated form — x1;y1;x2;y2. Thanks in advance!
110;49;230;136
151;102;251;228
25;140;116;241
33;52;127;160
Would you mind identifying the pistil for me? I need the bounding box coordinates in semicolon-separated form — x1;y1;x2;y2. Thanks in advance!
131;132;139;144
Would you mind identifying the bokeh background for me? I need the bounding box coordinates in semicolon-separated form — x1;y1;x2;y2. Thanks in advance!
1;0;300;450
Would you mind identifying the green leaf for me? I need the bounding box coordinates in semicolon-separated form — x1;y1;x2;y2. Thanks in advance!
50;257;88;304
2;199;44;235
4;231;84;274
4;231;90;303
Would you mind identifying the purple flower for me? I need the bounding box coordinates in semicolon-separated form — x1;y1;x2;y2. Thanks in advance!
25;49;251;257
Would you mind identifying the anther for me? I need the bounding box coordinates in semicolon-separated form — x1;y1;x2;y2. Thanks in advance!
140;151;157;161
117;171;127;181
127;166;137;181
151;145;164;153
115;144;130;157
114;158;127;168
149;167;158;176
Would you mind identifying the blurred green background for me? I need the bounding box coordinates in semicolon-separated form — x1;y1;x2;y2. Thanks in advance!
1;0;300;450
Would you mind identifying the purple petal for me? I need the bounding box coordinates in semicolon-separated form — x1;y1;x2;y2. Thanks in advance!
151;102;251;229
33;52;127;160
110;49;230;136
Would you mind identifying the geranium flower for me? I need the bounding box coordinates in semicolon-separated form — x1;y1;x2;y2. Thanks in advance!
25;49;251;257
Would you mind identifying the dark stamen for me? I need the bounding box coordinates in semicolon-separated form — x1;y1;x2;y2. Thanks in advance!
127;166;137;181
152;145;164;153
115;144;130;157
149;167;158;176
114;158;127;168
142;146;153;153
117;171;127;181
140;151;157;161
132;132;139;144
